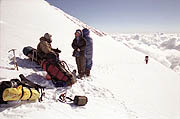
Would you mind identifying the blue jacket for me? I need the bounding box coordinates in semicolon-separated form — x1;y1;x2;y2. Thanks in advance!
84;36;93;59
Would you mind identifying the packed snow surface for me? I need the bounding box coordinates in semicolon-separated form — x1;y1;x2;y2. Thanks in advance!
0;0;179;119
111;33;180;75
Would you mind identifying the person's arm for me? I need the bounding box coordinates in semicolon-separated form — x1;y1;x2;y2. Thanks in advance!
79;38;86;51
52;48;61;53
40;41;54;54
72;39;78;50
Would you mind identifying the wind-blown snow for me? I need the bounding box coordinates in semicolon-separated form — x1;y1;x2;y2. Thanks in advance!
0;0;180;119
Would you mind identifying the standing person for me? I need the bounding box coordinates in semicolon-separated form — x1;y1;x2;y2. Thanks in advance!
72;29;86;78
82;28;93;76
145;56;149;64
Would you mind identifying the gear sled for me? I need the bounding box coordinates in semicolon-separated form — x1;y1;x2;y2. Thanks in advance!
23;46;77;87
0;74;45;104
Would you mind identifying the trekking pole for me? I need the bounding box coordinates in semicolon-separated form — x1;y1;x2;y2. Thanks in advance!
32;49;38;62
8;49;18;71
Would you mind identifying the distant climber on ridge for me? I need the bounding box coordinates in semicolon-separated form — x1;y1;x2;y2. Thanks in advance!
145;56;149;64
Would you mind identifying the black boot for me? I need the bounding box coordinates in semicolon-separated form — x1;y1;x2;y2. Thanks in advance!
77;72;85;79
85;69;90;76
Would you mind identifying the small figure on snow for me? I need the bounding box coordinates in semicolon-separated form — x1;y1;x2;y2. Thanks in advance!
145;56;149;64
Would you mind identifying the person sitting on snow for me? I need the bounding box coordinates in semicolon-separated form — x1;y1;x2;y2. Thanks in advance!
37;33;61;61
82;28;93;76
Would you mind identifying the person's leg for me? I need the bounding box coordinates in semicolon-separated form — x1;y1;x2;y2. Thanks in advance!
80;55;86;76
76;57;81;75
85;58;93;76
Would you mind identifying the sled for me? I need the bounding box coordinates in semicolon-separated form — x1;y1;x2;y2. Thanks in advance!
23;46;39;63
0;74;45;104
23;46;77;87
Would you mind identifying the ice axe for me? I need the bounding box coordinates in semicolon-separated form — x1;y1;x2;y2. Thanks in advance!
8;49;19;71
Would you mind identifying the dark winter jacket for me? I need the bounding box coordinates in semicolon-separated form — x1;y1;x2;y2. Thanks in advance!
37;37;57;59
72;36;86;57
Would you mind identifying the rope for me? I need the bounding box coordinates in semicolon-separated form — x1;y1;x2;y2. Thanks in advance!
60;60;72;73
58;92;67;103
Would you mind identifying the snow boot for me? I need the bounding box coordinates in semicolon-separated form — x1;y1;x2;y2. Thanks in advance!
77;72;85;79
85;69;90;77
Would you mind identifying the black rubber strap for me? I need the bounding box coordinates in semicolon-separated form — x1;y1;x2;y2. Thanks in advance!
43;61;53;79
39;89;45;102
45;62;51;72
41;61;47;70
55;67;60;78
66;97;74;102
28;88;33;100
19;86;24;100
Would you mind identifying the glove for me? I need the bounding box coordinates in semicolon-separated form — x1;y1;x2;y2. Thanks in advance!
53;48;61;53
77;48;80;52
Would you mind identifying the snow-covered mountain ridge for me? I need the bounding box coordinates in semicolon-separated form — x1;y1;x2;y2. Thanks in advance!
0;0;179;119
111;33;180;75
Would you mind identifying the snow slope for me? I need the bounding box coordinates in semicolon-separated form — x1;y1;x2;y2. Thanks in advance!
0;0;180;119
111;33;180;75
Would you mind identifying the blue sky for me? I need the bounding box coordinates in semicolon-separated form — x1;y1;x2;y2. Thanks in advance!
45;0;180;33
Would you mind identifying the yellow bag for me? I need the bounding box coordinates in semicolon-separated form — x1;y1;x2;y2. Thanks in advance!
3;85;40;101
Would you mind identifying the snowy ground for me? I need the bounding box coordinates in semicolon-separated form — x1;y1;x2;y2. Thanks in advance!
111;33;180;75
0;0;180;119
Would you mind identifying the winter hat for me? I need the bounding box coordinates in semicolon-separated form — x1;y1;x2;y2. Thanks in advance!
82;28;90;37
75;29;82;35
44;33;52;40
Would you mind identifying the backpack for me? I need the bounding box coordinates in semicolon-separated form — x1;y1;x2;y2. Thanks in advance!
41;60;76;87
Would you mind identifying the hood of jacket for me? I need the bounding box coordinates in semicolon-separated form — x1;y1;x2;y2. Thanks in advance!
40;37;51;43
